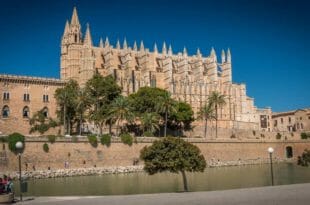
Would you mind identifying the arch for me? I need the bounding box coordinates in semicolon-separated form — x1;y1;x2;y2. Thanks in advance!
286;146;293;158
23;106;30;118
42;107;48;118
2;105;10;118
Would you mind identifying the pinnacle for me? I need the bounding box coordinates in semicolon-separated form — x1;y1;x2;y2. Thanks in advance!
83;23;92;46
71;7;80;26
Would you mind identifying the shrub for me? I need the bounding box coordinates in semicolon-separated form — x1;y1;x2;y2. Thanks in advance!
87;134;98;147
276;133;282;140
71;136;78;142
8;133;25;153
47;135;57;143
301;132;309;140
144;131;154;137
100;134;111;147
120;133;133;146
43;143;49;152
298;149;310;167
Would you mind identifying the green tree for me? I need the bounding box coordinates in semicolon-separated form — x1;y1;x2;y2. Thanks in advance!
76;88;91;135
140;137;206;192
8;133;25;153
298;149;310;167
128;87;168;113
55;80;79;135
156;92;176;137
108;96;134;136
197;102;215;138
170;101;194;136
85;74;121;134
140;112;160;135
208;91;226;138
29;108;57;135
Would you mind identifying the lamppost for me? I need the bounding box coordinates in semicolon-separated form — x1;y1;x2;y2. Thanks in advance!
15;141;23;201
268;147;274;186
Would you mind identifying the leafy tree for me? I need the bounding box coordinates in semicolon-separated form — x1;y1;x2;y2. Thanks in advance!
43;143;49;153
29;108;58;134
8;132;25;153
87;134;98;148
140;137;206;192
208;91;226;138
156;92;176;137
170;101;194;135
85;74;121;134
108;96;134;135
100;134;111;147
128;87;168;113
298;149;310;167
140;112;160;135
76;88;91;135
55;80;79;135
197;102;215;138
120;133;133;146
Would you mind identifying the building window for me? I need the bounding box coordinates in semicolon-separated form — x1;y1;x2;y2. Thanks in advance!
2;105;10;118
23;93;30;101
280;118;283;124
43;95;49;102
288;117;291;123
42;107;48;118
300;117;302;120
274;120;277;127
3;92;10;100
301;123;303;129
22;106;30;118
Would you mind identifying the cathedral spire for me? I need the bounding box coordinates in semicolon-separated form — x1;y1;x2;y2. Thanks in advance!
123;38;128;49
116;39;120;49
63;20;70;37
70;7;80;26
183;47;188;57
221;49;226;63
140;41;144;51
196;48;201;57
84;23;93;46
153;43;158;53
105;37;110;47
168;44;173;56
133;41;137;51
99;38;104;48
162;42;167;55
227;48;231;63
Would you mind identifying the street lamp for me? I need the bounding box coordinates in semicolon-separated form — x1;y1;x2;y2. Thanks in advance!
15;141;23;201
268;147;274;186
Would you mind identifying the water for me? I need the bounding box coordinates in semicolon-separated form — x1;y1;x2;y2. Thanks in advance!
15;163;310;196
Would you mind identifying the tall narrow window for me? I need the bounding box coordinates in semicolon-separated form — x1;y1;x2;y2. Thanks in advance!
43;95;49;102
23;106;30;118
23;93;30;101
2;105;10;118
42;107;48;118
3;92;10;100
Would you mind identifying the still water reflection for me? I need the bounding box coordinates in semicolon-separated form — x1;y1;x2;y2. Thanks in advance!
16;163;310;196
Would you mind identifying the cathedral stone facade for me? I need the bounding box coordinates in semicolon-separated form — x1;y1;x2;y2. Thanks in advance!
0;7;273;136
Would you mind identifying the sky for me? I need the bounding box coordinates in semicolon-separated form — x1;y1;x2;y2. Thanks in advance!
0;0;309;112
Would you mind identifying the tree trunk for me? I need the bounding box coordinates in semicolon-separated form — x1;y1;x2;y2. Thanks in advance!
63;104;66;135
117;120;120;136
109;120;112;135
164;109;168;137
181;170;188;192
215;105;218;139
68;118;71;135
204;118;208;139
79;114;82;136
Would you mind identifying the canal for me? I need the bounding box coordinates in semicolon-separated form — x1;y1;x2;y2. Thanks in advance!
16;163;310;196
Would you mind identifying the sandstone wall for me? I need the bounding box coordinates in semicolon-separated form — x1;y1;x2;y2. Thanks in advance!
1;138;309;173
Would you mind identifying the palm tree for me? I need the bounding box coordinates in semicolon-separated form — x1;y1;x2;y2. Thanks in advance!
208;91;226;138
197;102;215;139
108;96;134;136
140;112;160;135
156;92;176;137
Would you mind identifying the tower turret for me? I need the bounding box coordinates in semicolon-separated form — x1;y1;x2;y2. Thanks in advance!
99;38;104;48
68;7;82;44
162;42;167;55
123;38;128;49
221;49;226;64
133;41;137;51
153;43;158;53
168;45;173;56
83;23;93;47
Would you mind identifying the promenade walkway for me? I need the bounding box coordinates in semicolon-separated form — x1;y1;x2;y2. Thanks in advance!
18;183;310;205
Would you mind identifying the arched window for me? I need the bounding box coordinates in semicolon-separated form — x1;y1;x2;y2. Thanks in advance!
286;146;293;158
2;105;10;118
23;106;30;118
301;123;304;129
42;107;48;118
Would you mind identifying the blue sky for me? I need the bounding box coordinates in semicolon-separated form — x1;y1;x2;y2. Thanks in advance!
0;0;309;112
